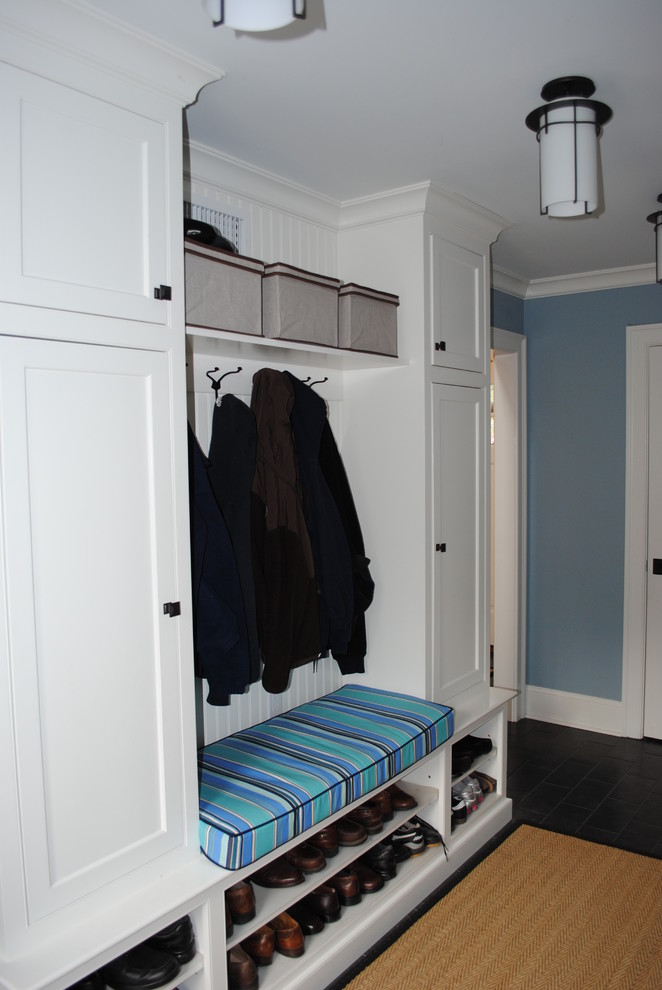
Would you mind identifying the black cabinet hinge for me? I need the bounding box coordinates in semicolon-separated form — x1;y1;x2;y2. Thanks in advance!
154;284;172;300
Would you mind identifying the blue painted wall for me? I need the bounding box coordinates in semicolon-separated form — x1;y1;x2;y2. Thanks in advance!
494;283;662;700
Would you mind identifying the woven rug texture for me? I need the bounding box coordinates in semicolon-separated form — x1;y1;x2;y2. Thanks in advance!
342;824;662;990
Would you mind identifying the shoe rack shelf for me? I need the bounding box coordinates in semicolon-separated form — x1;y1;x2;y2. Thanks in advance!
158;955;205;990
217;689;516;990
243;826;451;990
226;781;438;952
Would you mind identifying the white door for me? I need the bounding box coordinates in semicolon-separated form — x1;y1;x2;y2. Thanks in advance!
431;383;488;700
0;334;188;930
644;345;662;737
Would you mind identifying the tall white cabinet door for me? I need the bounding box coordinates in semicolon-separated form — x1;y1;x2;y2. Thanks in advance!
0;334;188;927
430;236;486;374
0;61;170;325
431;383;488;700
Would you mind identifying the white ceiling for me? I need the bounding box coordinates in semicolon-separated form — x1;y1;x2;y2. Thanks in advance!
86;0;662;287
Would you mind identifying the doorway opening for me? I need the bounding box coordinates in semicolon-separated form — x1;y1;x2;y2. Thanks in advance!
490;328;527;720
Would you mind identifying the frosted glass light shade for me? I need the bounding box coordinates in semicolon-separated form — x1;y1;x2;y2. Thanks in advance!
526;78;611;219
203;0;305;30
538;103;599;216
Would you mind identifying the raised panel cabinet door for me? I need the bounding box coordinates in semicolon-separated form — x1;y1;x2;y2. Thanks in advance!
0;334;187;926
0;60;170;324
430;236;486;374
431;383;488;700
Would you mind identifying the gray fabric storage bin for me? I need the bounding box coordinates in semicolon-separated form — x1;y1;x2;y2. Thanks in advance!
185;240;264;336
262;263;340;346
338;283;399;356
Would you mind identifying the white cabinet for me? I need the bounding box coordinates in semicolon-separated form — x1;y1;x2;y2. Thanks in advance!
430;236;487;375
0;61;172;326
0;335;192;937
431;383;488;702
0;4;218;984
429;236;487;376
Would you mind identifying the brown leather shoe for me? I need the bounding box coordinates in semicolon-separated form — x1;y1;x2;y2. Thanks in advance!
268;912;305;958
337;818;367;846
226;900;234;938
308;823;339;857
387;783;417;811
241;925;276;966
344;800;382;834
252;856;304;888
227;946;258;990
371;789;393;821
302;884;341;922
285;842;326;873
226;880;256;925
325;868;362;906
352;861;385;894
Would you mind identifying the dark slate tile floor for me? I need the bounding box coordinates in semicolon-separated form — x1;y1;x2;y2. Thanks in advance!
508;717;662;856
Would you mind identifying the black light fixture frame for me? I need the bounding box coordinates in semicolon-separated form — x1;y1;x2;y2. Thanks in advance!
212;0;306;26
525;76;612;216
647;194;662;285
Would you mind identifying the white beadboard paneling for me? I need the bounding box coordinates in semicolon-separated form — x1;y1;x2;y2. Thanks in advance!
184;152;352;740
189;372;344;744
185;147;339;276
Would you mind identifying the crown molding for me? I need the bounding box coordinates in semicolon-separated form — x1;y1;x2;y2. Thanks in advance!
493;262;657;300
0;0;220;108
186;141;342;230
339;181;509;246
491;267;529;299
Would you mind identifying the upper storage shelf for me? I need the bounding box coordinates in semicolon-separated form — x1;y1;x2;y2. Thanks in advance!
185;324;402;372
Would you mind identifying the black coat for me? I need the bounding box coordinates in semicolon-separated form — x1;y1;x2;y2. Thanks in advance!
206;393;261;685
188;425;251;704
284;372;354;656
318;419;375;673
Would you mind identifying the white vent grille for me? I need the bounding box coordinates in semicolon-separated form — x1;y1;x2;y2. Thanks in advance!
184;201;245;253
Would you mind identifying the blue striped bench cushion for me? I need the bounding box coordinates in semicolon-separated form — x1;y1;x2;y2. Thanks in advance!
198;684;454;869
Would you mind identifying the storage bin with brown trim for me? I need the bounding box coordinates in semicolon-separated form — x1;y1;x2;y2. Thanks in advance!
262;262;341;346
185;239;264;336
338;282;399;356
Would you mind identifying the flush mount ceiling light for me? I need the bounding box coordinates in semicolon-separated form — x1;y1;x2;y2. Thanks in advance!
525;76;612;217
647;195;662;284
202;0;306;30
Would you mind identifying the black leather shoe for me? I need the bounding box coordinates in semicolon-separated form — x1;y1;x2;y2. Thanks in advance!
302;884;341;922
68;974;105;990
360;841;397;879
287;899;326;935
147;915;196;964
100;944;180;990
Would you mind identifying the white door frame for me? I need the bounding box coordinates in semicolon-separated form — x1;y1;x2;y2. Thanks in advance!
491;326;527;720
623;323;662;737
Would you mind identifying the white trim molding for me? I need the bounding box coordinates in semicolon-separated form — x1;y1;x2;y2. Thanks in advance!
623;323;662;738
525;685;623;736
493;263;656;300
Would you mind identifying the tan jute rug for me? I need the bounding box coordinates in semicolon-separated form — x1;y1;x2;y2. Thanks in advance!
343;824;662;990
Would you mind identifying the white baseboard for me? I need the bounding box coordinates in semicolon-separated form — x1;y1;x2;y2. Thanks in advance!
524;685;625;736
